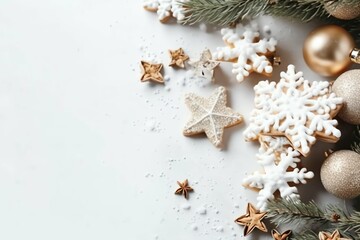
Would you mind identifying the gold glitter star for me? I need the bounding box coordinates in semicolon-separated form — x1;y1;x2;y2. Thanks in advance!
140;61;164;83
272;229;292;240
319;229;350;240
235;203;268;236
169;48;189;68
183;86;243;147
174;179;193;199
189;49;220;82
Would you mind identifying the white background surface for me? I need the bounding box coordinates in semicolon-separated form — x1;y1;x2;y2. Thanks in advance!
0;1;356;240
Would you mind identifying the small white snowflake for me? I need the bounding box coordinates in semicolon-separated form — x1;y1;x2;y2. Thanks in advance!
244;65;343;156
243;137;314;211
213;22;277;82
143;0;186;23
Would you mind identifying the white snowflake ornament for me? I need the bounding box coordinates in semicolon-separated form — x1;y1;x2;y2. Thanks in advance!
243;136;314;211
143;0;187;23
214;23;277;82
244;65;343;156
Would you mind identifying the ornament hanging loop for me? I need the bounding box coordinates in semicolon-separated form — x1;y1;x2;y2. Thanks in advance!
350;48;360;64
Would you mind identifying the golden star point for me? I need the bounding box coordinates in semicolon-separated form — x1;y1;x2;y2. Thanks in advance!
235;203;268;236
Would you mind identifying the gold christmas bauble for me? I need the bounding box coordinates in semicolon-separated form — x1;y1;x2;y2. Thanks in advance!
324;1;360;20
332;69;360;125
320;150;360;199
303;25;355;77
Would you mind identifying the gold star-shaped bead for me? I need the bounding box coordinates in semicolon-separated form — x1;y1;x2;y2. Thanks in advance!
189;49;220;82
319;230;350;240
169;48;189;68
183;86;243;147
174;179;193;199
272;229;292;240
140;61;164;83
235;203;268;236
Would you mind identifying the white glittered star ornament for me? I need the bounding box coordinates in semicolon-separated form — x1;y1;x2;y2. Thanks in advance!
188;49;220;82
183;86;243;147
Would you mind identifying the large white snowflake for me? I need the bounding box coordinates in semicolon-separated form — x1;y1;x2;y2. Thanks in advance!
244;65;343;156
243;136;314;211
143;0;186;23
213;23;277;82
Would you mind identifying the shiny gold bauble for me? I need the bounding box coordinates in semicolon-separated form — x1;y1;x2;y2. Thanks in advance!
320;150;360;199
303;25;355;77
332;69;360;125
325;1;360;20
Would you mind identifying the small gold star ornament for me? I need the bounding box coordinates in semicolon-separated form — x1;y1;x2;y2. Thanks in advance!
318;229;350;240
189;49;220;82
272;229;292;240
140;61;164;83
183;86;243;147
169;48;189;68
174;179;193;199
235;203;268;236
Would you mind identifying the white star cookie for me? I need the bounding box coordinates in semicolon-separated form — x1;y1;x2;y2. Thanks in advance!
244;65;343;156
183;86;243;147
188;49;220;82
143;0;187;23
214;22;277;82
243;136;314;211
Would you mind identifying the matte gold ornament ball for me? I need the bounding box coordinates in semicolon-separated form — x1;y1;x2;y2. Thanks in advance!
324;1;360;20
303;25;355;77
320;150;360;199
332;69;360;125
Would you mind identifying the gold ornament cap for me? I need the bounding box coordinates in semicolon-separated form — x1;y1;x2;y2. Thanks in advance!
350;48;360;64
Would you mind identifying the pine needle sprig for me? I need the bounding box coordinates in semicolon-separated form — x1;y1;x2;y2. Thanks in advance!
291;229;319;240
181;0;268;26
266;198;327;227
338;211;360;234
180;0;360;44
266;198;360;239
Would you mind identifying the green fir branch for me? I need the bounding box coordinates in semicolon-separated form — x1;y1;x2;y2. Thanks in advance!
266;199;360;239
291;229;319;240
266;198;327;227
181;0;360;43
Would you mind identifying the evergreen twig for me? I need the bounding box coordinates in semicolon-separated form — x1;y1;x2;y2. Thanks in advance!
266;198;360;239
181;0;360;43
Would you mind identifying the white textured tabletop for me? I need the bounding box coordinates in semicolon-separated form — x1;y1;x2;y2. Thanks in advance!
0;1;354;240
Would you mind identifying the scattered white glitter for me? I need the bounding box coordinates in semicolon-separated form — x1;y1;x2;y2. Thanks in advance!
199;23;207;32
191;224;198;231
181;203;191;210
263;25;271;34
197;206;207;215
215;226;224;232
164;75;171;82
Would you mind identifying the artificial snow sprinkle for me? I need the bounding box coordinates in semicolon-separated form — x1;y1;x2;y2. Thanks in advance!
244;64;343;156
183;86;243;147
214;22;277;82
